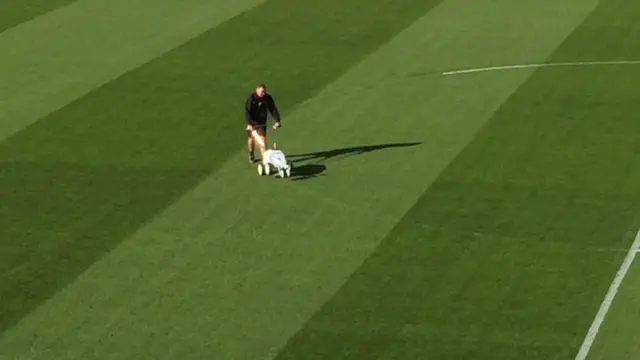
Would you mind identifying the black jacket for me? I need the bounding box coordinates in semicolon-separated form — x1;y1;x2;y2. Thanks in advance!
244;92;281;126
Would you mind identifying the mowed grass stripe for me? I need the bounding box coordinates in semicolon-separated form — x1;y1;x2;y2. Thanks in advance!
0;0;597;359
0;0;440;336
0;0;265;143
274;1;640;360
0;0;77;33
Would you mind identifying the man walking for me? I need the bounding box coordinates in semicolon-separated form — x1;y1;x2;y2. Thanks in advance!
245;84;281;163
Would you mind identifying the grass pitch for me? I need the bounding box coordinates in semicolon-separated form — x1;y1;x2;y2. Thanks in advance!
1;0;639;359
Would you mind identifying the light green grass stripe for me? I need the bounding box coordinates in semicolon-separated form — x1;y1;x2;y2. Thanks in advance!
0;0;596;359
0;0;263;142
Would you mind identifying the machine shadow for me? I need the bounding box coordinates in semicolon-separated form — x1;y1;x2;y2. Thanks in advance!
288;142;421;181
289;164;327;181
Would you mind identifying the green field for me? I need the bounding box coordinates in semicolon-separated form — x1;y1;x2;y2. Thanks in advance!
1;0;639;359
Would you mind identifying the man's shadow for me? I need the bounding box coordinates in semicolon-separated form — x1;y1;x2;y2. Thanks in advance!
288;142;421;181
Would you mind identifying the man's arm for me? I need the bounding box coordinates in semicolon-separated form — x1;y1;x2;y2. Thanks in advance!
244;95;254;125
267;95;281;124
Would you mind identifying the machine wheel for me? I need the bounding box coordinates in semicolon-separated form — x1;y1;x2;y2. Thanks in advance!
257;163;264;176
264;163;271;176
285;167;291;177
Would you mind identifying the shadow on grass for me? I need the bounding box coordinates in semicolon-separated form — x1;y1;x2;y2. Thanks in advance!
288;142;421;181
290;164;327;181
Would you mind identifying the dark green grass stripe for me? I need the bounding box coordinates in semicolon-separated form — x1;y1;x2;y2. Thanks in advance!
0;0;78;33
273;2;640;359
0;0;444;335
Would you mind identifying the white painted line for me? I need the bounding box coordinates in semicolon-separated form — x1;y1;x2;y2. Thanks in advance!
575;229;640;360
441;60;640;76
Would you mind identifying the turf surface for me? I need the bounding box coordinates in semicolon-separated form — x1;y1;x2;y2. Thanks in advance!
0;0;443;338
588;256;640;360
0;0;639;359
0;0;78;33
274;1;640;358
275;0;640;353
0;0;264;142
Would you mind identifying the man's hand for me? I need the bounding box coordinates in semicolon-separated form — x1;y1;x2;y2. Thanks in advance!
246;124;254;131
273;121;281;129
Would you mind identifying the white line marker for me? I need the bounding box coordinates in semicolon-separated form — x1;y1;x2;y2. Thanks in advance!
574;229;640;360
441;60;640;76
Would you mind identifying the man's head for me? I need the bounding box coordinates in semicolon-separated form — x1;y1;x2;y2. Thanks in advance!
255;84;266;98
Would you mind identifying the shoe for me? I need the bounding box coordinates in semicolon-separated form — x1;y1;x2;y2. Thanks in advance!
249;152;255;163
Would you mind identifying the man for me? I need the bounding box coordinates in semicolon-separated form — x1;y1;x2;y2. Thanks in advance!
245;84;281;163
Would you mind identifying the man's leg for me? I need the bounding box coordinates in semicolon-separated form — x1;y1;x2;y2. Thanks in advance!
258;134;267;156
253;126;267;157
247;130;255;163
